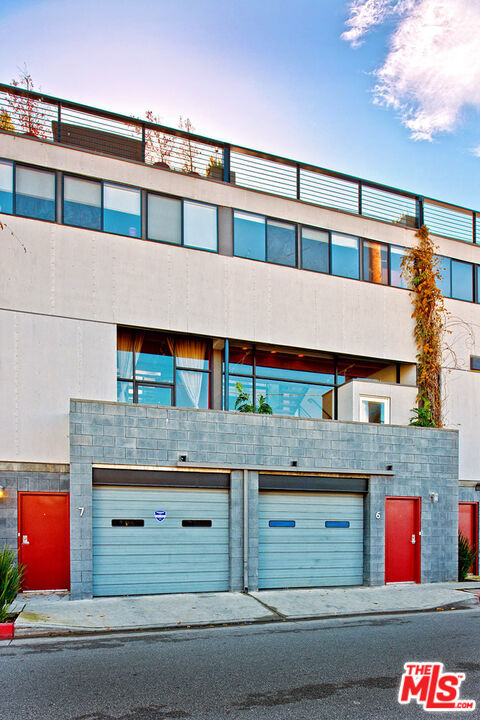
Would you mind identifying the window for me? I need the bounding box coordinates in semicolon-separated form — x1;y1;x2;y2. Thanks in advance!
477;267;480;304
226;345;336;419
63;176;101;230
0;160;13;215
331;233;359;279
266;219;296;267
234;210;265;261
183;200;217;251
117;329;211;409
362;240;388;285
390;246;408;288
301;227;329;273
15;166;55;221
360;396;390;424
103;183;141;237
436;256;451;297
451;260;473;302
147;194;181;244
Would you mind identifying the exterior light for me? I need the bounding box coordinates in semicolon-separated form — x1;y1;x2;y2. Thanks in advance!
271;350;277;354
0;486;4;498
178;455;187;462
429;492;439;503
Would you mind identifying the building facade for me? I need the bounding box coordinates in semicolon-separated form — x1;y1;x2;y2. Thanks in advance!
0;86;478;599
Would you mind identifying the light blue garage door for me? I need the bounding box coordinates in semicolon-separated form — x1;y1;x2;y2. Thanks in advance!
258;491;364;589
92;486;229;596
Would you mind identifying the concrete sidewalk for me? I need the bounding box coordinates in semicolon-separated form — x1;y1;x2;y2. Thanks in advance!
8;582;479;639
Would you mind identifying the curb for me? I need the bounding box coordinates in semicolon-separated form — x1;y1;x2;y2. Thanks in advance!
11;595;479;640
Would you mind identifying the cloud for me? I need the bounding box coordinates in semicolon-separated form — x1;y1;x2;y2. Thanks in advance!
343;0;480;143
342;0;413;47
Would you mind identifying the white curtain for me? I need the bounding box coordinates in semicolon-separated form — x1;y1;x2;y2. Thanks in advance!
173;337;207;408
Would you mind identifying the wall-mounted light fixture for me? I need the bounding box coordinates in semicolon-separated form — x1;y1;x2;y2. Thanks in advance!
429;492;439;503
0;485;5;499
178;455;187;463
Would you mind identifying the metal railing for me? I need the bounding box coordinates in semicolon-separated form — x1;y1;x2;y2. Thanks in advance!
1;82;479;244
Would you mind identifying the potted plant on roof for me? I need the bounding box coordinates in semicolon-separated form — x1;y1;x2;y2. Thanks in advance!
206;149;236;184
144;110;174;170
6;67;47;139
0;545;24;640
179;116;201;176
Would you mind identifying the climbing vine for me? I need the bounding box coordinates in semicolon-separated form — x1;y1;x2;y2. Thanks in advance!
401;225;446;427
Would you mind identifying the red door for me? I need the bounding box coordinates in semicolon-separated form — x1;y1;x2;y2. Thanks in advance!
18;493;70;591
385;497;421;583
459;502;478;575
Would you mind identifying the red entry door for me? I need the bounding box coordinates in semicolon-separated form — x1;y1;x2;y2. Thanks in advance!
459;502;478;575
385;497;421;583
18;493;70;591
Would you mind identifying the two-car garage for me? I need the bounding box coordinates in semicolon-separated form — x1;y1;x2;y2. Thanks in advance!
91;469;366;597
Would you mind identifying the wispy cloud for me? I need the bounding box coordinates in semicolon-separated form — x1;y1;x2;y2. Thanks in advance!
342;0;413;48
343;0;480;143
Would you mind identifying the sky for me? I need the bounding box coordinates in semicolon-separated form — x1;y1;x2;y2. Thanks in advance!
0;0;479;210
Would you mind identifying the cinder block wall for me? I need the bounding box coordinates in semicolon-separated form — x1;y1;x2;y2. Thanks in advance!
69;400;459;599
0;467;70;550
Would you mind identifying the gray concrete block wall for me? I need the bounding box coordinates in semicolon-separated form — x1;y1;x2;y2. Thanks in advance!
70;399;459;598
0;470;69;550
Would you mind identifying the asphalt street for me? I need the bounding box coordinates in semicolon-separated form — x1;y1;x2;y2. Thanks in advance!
2;608;480;720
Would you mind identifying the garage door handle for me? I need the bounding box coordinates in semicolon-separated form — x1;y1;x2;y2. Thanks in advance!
411;534;416;544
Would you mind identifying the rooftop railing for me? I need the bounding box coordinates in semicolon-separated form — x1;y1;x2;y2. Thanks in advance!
0;82;478;245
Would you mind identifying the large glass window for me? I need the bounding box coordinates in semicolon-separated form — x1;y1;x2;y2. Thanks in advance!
234;210;265;261
362;240;388;284
0;160;13;215
117;329;211;409
451;260;473;302
436;256;451;297
331;233;359;279
147;194;181;244
301;227;329;273
103;183;141;237
390;245;408;288
15;166;55;221
63;176;101;230
183;200;217;251
266;220;296;267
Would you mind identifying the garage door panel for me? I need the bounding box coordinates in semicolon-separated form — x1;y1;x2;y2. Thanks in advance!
93;486;229;596
258;490;363;589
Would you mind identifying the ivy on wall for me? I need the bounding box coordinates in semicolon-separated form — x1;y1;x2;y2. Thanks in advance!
401;225;446;427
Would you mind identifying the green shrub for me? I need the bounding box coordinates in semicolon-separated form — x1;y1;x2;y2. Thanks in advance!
458;532;478;581
234;382;272;414
0;545;24;622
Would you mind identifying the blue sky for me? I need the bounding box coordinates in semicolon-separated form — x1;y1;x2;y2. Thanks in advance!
1;0;479;210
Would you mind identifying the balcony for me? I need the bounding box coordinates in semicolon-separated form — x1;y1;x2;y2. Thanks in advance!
1;82;479;245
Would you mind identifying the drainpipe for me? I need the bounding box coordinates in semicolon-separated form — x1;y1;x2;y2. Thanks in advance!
243;468;248;592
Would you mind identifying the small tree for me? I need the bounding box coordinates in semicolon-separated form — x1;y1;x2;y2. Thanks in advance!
6;67;47;138
458;532;478;581
0;546;24;622
234;382;272;414
179;116;199;174
144;110;174;166
0;111;14;132
401;225;446;427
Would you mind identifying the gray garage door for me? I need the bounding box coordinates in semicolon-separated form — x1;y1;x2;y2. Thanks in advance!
92;486;229;596
258;491;364;589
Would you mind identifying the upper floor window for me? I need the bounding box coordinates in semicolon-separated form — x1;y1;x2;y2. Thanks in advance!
117;328;211;409
362;240;388;285
301;227;329;273
390;245;408;288
16;166;56;221
331;232;359;279
436;256;474;302
104;183;141;237
234;210;296;266
0;160;13;215
360;396;390;424
147;194;218;251
63;176;101;230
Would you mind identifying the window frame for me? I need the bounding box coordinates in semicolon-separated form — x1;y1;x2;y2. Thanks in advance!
233;209;298;267
451;258;474;303
147;191;218;252
116;329;213;409
359;395;390;424
13;161;57;223
62;172;103;230
361;238;390;286
299;224;331;275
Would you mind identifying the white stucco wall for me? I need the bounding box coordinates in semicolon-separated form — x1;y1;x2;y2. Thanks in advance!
337;380;418;426
0;310;116;462
2;134;480;474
